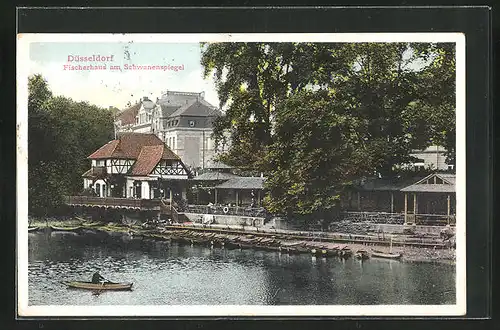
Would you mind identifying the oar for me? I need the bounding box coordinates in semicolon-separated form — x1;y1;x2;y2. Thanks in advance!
94;279;108;295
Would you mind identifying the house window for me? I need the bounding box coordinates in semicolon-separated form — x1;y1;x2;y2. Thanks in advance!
447;164;455;171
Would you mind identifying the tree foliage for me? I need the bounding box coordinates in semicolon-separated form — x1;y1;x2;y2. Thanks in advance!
28;74;114;216
201;42;456;218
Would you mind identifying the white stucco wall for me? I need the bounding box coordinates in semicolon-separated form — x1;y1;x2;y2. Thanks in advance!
410;146;450;170
126;177;135;198
141;181;150;199
116;122;221;169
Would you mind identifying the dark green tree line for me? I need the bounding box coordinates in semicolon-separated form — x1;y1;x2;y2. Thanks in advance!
201;42;456;218
28;74;114;216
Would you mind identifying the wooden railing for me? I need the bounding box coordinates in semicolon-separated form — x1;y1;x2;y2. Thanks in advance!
66;196;161;210
184;205;267;218
339;211;455;226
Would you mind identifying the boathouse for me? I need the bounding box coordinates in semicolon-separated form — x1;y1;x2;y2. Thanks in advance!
341;176;425;213
400;172;456;225
190;161;266;207
339;172;456;226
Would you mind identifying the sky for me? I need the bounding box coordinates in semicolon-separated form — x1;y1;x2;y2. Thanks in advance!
28;42;220;109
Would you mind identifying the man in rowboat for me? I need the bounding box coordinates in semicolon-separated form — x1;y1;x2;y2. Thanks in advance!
91;271;107;284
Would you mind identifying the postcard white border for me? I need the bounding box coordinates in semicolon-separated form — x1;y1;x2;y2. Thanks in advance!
17;33;466;317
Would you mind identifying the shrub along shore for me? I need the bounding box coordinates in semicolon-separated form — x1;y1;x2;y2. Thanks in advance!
28;218;456;265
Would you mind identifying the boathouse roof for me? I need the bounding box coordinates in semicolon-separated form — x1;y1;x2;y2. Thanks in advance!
215;177;266;190
354;176;425;192
205;161;233;170
400;173;456;193
193;171;239;181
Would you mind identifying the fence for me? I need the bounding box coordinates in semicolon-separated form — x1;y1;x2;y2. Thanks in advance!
340;211;405;225
185;204;267;218
338;211;455;226
66;196;161;210
414;214;456;226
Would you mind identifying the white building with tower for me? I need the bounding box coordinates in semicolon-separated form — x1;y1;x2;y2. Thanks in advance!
114;91;225;170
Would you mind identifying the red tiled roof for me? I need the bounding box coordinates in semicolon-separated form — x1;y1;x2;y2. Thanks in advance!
88;133;164;159
161;145;180;160
130;145;164;176
116;103;141;125
87;140;120;159
87;132;182;176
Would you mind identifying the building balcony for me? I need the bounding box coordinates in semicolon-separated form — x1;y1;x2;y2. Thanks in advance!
66;196;162;210
83;166;107;179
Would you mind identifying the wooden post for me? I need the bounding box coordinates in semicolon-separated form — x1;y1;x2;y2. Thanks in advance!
169;188;173;212
447;194;451;225
257;190;261;206
413;193;418;225
235;190;239;207
404;193;408;224
413;193;417;214
390;192;394;213
214;189;218;205
357;191;361;211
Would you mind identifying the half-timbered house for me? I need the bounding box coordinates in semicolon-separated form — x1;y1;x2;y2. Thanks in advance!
82;132;191;201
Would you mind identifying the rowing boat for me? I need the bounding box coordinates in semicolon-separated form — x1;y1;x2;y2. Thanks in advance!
63;281;133;291
371;249;402;260
355;250;370;260
28;227;40;232
50;225;82;232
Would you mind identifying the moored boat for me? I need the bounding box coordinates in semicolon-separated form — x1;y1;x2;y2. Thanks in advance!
50;225;82;232
355;250;370;260
81;222;102;227
371;249;402;260
339;246;353;259
63;281;133;291
28;226;40;232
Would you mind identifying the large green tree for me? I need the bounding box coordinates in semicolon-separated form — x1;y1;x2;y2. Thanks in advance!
28;74;114;216
201;42;456;218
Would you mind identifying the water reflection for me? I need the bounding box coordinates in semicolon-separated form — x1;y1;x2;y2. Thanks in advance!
28;232;455;306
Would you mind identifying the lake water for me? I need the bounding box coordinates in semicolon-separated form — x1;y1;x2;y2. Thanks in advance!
28;231;456;306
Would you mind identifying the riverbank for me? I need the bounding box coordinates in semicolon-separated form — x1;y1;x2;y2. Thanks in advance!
28;218;456;265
